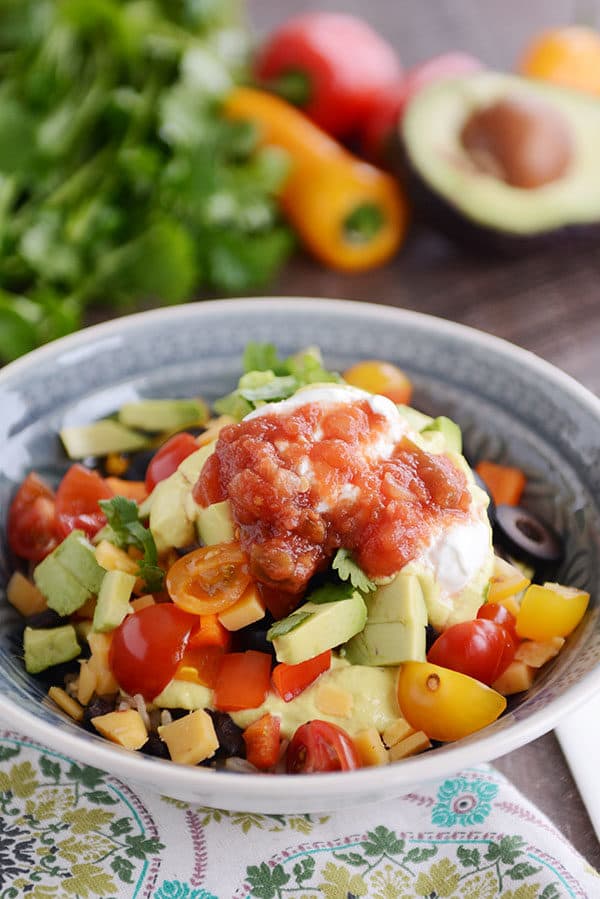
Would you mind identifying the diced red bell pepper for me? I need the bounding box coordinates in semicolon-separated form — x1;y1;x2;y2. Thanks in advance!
213;651;273;711
187;614;232;652
243;713;281;769
272;650;332;702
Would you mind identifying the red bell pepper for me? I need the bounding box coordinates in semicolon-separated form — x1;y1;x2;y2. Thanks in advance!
272;650;332;702
243;713;281;769
213;651;273;711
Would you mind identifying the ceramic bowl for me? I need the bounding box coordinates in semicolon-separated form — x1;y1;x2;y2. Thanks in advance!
1;297;599;813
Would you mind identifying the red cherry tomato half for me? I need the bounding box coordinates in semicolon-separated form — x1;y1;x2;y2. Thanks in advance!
477;602;518;639
109;604;198;700
286;720;360;774
427;618;517;686
54;464;113;540
7;472;59;562
145;432;198;493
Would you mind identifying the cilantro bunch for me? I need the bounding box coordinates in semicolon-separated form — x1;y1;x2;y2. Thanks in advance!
0;0;293;361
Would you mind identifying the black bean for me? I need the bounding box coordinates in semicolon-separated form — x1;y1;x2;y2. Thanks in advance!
206;709;246;759
25;610;65;629
142;732;169;759
233;614;276;658
82;694;118;731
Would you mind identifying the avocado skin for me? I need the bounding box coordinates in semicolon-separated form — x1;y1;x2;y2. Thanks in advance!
394;136;596;256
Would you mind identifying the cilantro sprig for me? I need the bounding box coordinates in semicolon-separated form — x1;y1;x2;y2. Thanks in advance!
99;496;164;593
332;549;377;593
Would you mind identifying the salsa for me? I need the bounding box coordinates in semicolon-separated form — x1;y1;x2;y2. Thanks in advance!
195;392;470;592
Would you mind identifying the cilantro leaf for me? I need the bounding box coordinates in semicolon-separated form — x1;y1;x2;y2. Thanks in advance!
99;497;164;592
243;343;281;373
307;581;356;604
238;372;298;403
332;549;377;593
267;610;313;641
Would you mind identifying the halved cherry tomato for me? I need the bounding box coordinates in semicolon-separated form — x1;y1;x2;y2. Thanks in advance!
109;603;198;700
427;618;517;685
243;713;281;769
272;650;332;702
286;720;360;773
342;360;412;405
397;661;507;742
54;464;113;539
166;542;252;615
213;650;273;711
477;602;518;639
145;432;198;493
7;473;59;561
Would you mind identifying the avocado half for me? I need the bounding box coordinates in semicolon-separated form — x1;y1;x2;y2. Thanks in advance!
399;71;600;252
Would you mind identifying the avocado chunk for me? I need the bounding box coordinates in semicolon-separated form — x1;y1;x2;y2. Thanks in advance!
24;624;81;674
149;470;197;554
93;570;136;633
270;592;367;665
60;420;151;459
400;72;600;250
421;416;462;454
344;574;427;665
196;500;235;546
34;531;104;616
177;441;215;484
53;531;106;594
396;404;434;431
118;398;208;433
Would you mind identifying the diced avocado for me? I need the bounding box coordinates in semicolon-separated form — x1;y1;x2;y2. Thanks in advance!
149;470;196;554
344;574;427;666
60;420;151;459
93;570;136;633
153;680;213;710
54;531;106;594
196;500;235;546
412;570;448;630
118;398;208;433
396;404;434;431
421;416;462;454
24;625;81;674
177;441;216;484
271;592;367;665
34;554;92;616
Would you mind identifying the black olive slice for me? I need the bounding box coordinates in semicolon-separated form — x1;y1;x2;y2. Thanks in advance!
494;504;564;567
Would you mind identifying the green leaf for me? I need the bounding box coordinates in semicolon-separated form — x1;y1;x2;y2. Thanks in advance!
485;836;525;866
267;610;313;640
61;862;116;897
63;808;114;834
414;858;460;897
110;817;133;836
293;855;316;885
404;846;437;864
307;581;355;604
361;825;404;857
332;549;376;593
212;390;253;421
66;763;105;790
243;342;281;373
0;293;40;362
457;845;480;867
539;885;561;899
111;855;135;884
238;372;298;403
245;861;290;899
39;756;61;783
99;496;164;591
84;789;118;805
124;834;165;860
507;862;542;880
0;746;20;763
332;851;364;867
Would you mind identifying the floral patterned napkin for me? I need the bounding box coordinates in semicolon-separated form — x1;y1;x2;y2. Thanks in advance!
0;724;597;899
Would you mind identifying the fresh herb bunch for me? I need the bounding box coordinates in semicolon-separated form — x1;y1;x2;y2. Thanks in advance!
0;0;293;361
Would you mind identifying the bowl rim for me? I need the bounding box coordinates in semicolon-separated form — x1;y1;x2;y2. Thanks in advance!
1;295;599;802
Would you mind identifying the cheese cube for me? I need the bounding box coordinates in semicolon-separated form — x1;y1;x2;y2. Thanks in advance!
218;584;266;631
7;572;47;616
515;637;565;668
158;709;218;765
130;594;156;612
315;682;354;718
88;632;119;694
95;540;139;576
382;718;415;748
354;728;389;767
92;709;148;750
77;660;98;705
492;660;535;695
48;686;84;722
388;730;431;761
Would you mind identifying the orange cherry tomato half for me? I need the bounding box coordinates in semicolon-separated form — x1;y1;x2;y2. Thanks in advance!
397;661;507;742
7;472;59;561
343;360;412;405
286;720;360;773
166;542;252;615
519;26;600;96
145;432;198;493
109;603;198;700
55;464;113;539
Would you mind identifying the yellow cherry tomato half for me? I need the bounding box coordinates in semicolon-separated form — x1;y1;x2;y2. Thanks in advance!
166;542;252;615
397;661;507;742
516;582;590;641
519;26;600;96
343;360;413;405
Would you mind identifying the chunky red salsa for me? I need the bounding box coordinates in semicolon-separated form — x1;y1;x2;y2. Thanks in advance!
194;398;470;593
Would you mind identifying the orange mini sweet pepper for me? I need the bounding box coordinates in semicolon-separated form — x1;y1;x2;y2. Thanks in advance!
223;86;409;272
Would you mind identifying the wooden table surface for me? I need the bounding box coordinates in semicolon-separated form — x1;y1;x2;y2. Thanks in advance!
246;0;600;869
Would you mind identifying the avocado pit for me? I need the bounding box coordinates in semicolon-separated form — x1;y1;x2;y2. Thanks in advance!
461;93;573;189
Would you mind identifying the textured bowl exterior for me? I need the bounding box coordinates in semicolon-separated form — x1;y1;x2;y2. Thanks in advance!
1;297;599;813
